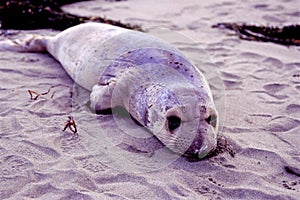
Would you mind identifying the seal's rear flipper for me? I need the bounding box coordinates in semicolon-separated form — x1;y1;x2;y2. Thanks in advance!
0;34;50;52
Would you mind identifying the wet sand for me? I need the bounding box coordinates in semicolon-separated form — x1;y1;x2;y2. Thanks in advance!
0;0;300;199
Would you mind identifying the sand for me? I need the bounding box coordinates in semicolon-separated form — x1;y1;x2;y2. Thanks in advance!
1;0;300;199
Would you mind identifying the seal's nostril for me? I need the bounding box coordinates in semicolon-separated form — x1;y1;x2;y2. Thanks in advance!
205;115;212;124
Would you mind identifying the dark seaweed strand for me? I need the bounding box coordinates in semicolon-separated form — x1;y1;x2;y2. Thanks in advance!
285;166;300;177
0;0;142;31
212;23;300;46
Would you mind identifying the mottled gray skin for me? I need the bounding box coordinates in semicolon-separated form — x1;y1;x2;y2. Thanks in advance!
94;48;218;157
0;23;218;158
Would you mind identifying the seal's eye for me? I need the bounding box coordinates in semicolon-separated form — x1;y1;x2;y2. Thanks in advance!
205;116;212;124
167;116;181;131
205;114;217;128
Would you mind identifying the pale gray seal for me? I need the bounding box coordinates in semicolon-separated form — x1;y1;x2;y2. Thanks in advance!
0;23;218;158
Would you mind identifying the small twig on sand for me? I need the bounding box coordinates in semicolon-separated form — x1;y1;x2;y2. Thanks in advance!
28;89;41;100
28;84;67;100
63;116;77;134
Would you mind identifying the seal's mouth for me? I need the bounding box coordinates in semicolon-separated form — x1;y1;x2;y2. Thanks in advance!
183;145;216;159
182;124;217;159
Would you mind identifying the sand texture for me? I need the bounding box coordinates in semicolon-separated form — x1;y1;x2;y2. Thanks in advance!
1;0;300;199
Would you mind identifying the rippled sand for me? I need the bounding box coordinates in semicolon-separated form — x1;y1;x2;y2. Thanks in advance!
1;0;300;199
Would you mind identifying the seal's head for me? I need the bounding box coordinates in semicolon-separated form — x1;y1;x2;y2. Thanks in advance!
146;83;218;159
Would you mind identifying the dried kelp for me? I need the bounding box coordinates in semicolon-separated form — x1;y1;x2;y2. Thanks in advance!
0;0;142;31
213;23;300;46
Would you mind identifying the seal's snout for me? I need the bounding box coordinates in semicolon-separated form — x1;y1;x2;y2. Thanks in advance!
163;104;218;159
184;131;217;159
183;113;218;159
184;133;205;157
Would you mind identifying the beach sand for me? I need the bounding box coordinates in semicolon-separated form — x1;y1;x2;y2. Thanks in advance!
0;0;300;199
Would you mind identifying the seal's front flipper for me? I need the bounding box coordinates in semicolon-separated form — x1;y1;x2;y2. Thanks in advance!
90;82;145;128
90;82;116;114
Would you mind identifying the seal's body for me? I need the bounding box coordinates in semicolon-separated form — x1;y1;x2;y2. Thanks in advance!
0;23;218;158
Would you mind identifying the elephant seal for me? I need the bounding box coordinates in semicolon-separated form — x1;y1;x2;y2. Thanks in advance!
0;23;218;158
